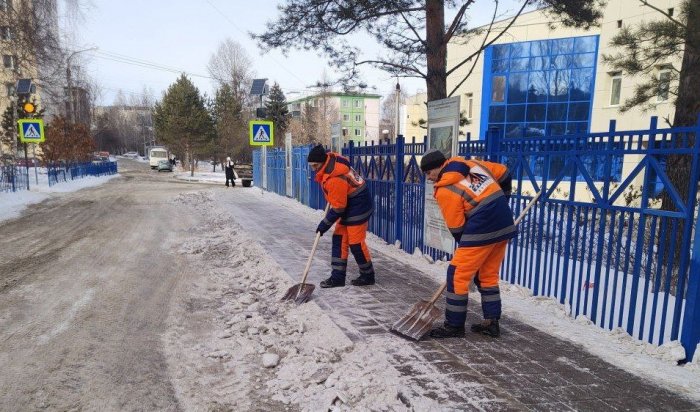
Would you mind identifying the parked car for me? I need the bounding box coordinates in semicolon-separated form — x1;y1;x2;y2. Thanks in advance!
157;159;173;172
123;151;139;159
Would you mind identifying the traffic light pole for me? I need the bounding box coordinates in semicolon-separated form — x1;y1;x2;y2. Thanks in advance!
23;142;29;190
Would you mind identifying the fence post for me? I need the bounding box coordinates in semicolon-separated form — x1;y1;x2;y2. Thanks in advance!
394;135;405;248
347;139;355;169
681;114;700;362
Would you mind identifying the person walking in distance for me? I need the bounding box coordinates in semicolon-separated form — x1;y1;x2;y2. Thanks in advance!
307;145;376;288
225;157;236;188
420;149;515;338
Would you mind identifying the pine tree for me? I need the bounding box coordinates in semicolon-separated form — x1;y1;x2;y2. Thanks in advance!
253;1;603;101
212;83;250;164
264;83;290;146
153;75;215;176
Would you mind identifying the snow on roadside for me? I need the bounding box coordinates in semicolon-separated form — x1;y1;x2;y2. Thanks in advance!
162;190;449;411
240;188;700;402
0;174;120;224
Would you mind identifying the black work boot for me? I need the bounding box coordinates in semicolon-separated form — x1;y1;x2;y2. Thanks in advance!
350;275;375;286
429;322;465;339
320;276;345;288
470;320;500;337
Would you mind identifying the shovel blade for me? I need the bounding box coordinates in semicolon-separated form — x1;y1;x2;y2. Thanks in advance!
281;283;316;304
390;300;442;341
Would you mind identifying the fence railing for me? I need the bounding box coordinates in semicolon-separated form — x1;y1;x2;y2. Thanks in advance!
0;165;29;192
48;161;118;186
254;117;700;361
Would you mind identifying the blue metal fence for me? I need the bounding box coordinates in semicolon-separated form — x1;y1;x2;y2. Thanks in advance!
253;117;700;361
48;161;118;186
0;165;29;192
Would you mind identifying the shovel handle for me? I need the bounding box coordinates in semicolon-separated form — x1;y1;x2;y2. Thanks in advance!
424;190;543;307
298;203;331;285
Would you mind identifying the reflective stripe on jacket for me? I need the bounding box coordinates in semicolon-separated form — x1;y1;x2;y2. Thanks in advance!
315;153;374;226
433;158;516;247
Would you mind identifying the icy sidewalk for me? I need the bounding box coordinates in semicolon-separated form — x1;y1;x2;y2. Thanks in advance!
222;189;699;410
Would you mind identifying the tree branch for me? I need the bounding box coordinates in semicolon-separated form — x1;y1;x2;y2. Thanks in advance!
639;0;687;29
444;0;473;43
400;11;427;47
355;59;426;78
446;0;528;77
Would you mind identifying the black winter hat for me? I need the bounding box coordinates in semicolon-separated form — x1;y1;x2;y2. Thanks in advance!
420;149;447;172
307;145;328;163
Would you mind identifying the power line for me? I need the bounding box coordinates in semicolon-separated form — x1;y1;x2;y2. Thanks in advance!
93;50;216;80
202;0;310;88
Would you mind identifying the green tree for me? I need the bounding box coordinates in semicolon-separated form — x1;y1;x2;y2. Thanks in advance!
153;75;214;176
603;0;699;127
253;0;603;102
264;82;291;146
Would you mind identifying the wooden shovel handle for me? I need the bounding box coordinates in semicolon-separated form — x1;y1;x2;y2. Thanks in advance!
426;190;543;305
299;203;331;285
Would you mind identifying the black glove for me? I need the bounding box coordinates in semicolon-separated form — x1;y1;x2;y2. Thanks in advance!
316;220;331;236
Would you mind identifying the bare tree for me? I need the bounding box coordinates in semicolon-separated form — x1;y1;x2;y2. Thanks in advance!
207;38;255;104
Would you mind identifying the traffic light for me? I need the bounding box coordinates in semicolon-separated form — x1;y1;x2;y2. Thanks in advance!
23;102;35;114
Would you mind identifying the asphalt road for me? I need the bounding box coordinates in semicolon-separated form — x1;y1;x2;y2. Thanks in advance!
0;160;203;411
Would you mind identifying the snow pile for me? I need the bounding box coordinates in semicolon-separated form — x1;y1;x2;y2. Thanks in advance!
163;190;444;410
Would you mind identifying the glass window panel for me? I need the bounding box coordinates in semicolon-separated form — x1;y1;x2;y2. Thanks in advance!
508;73;528;103
505;123;525;138
510;42;530;58
492;59;509;73
566;122;588;135
525;123;545;137
548;70;570;101
531;40;550;56
547;104;568;121
610;76;622;105
573;53;596;68
489;106;505;122
547;122;567;136
527;71;548;102
552;54;572;69
574;36;597;53
493;44;509;59
658;70;671;101
492;76;506;102
526;104;546;122
488;124;506;139
552;38;574;54
529;55;549;70
568;102;590;121
510;57;529;71
570;68;594;101
506;104;526;122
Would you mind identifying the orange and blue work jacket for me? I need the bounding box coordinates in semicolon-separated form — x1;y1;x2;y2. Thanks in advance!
433;158;516;247
315;153;373;227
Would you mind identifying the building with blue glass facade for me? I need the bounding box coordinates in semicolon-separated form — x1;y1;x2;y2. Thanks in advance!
443;0;681;140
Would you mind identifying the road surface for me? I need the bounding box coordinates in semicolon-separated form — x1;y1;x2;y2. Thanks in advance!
0;160;203;411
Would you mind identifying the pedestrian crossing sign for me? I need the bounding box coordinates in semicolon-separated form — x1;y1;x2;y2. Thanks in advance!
18;119;45;143
249;120;274;146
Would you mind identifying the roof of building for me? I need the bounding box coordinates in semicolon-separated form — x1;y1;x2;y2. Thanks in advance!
287;92;382;105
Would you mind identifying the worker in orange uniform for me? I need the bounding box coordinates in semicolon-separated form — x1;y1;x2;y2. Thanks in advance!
307;145;376;288
420;149;515;338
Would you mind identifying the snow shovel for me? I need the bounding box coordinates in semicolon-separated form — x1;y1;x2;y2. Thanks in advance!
390;191;542;341
282;204;330;304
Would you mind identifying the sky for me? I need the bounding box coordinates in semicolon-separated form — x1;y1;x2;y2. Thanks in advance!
64;0;528;106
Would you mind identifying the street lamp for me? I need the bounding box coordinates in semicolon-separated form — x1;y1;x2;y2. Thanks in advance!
66;46;97;123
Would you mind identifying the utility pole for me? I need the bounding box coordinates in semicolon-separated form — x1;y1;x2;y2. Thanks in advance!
66;47;97;123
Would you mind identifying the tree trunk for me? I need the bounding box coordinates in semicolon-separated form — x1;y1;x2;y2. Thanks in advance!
425;0;447;102
660;0;700;285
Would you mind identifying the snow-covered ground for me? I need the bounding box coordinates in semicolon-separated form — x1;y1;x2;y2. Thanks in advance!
0;172;120;224
233;189;700;401
2;166;698;408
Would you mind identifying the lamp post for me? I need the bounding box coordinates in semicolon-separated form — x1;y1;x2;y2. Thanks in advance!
66;47;97;123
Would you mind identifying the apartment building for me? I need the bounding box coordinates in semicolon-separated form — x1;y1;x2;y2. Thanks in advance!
288;92;381;144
